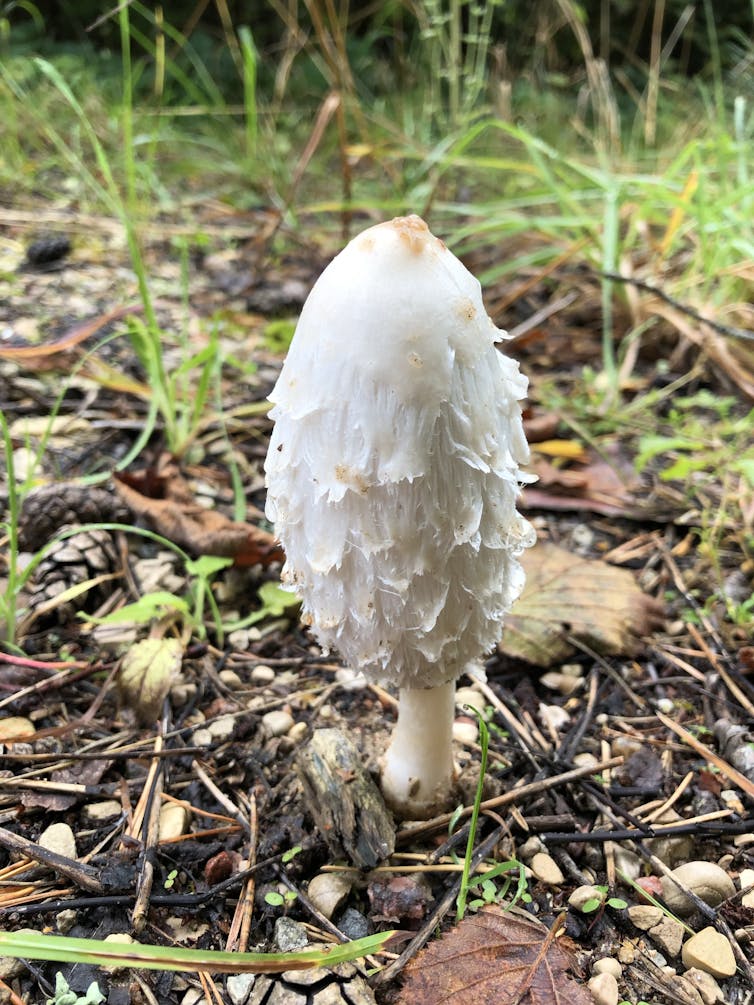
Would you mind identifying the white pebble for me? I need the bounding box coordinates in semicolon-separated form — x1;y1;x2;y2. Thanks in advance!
592;958;622;979
262;710;294;737
452;719;479;745
588;971;619;1005
251;665;276;684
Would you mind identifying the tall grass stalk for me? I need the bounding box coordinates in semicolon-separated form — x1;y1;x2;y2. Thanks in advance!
239;25;258;160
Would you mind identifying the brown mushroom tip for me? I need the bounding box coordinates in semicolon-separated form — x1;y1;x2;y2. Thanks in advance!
382;214;445;255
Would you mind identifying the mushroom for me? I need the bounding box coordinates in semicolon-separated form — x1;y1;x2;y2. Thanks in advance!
264;215;535;818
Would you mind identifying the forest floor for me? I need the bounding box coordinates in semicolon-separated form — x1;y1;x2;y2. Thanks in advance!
1;202;754;1005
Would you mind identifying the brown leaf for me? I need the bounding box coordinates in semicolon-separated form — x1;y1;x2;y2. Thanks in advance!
20;758;111;811
523;454;641;518
399;908;591;1005
500;542;665;666
114;459;283;566
0;304;142;361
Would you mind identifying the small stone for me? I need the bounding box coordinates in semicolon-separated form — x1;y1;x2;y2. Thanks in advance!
207;714;236;742
592;958;622;979
681;927;736;978
540;671;581;696
608;848;638;885
656;697;675;714
274;916;308;952
227;629;251;651
667;976;704;1005
251;664;276;684
529;852;564;885
335;667;367;690
39;822;77;860
262;710;294;737
518;837;545;861
338;907;370;941
219;669;244;689
159;801;189;841
661;861;736;916
573;752;600;770
455;687;485;714
191;727;213;747
628;904;664;931
181;990;207;1005
226;973;256;1005
617;940;636;965
647;809;694;867
649;917;684;958
587;971;619;1005
288;721;308;743
55;909;77;934
171;680;198;706
538;703;569;730
683;967;725;1004
569;885;604;912
733;832;754;848
739;867;754;909
0;716;34;741
102;932;137;972
84;800;122;823
308;872;352;920
452;719;479;744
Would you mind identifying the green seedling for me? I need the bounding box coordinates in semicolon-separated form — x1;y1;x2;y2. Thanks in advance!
47;973;105;1005
264;890;298;908
579;886;628;914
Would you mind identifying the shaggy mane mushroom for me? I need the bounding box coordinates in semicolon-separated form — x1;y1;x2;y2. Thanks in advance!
264;214;535;819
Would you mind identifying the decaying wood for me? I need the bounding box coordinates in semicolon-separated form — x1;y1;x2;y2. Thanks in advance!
0;826;103;895
297;728;395;869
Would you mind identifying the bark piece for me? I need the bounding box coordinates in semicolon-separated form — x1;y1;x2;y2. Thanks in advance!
297;729;395;869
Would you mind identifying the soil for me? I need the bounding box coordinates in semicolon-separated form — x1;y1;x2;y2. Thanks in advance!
1;207;753;1005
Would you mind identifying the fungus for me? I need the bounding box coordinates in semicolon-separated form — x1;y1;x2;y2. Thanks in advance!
264;215;535;818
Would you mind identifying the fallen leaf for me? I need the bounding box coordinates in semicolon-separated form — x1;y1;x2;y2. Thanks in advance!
114;458;283;566
21;759;111;812
523;455;642;517
399;908;591;1005
118;637;184;724
500;542;665;666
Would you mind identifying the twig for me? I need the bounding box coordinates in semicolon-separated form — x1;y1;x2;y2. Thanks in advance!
192;760;252;835
656;711;754;798
131;723;166;931
372;824;505;986
601;271;754;342
397;755;624;842
0;827;103;894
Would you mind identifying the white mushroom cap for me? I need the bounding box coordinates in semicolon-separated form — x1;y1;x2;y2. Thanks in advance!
265;215;534;690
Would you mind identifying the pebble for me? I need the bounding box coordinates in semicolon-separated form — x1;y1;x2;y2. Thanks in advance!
84;800;123;823
587;971;619;1005
338;907;370;941
181;990;207;1005
667;976;705;1005
452;719;479;745
288;721;308;744
218;669;244;690
573;752;601;770
681;927;736;978
251;664;276;684
191;727;214;747
226;974;256;1005
307;872;352;920
661;861;736;916
454;687;486;714
335;668;367;690
274;917;308;952
683;967;725;1004
540;671;582;696
592;958;622;979
159;802;189;841
538;703;570;731
613;847;641;882
207;714;236;742
518;837;545;861
656;697;675;714
227;629;251;651
262;710;294;737
648;917;684;958
628;904;663;931
0;716;34;741
739;868;754;909
171;680;198;706
102;933;137;972
647;809;695;867
55;909;77;934
617;941;636;965
39;822;77;860
529;852;564;885
569;885;604;912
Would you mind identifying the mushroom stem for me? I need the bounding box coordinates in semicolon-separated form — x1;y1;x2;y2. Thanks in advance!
381;681;456;819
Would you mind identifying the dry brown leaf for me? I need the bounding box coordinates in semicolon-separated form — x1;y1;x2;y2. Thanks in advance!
399;908;591;1005
114;459;283;566
500;542;665;666
523;455;642;517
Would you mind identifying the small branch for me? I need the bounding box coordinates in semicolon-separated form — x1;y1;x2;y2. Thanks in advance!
0;827;103;895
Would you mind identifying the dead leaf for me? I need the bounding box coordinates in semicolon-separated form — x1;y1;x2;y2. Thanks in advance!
21;759;111;812
523;455;642;518
114;458;283;566
399;908;591;1005
0;304;142;361
500;542;665;666
118;637;183;724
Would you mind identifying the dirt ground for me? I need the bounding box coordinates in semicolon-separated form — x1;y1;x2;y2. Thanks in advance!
1;208;753;1005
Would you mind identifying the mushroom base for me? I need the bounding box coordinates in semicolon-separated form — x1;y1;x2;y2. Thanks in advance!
381;681;455;819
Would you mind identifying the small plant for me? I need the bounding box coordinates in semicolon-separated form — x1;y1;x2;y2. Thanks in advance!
579;886;628;914
47;974;105;1005
264;889;298;909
